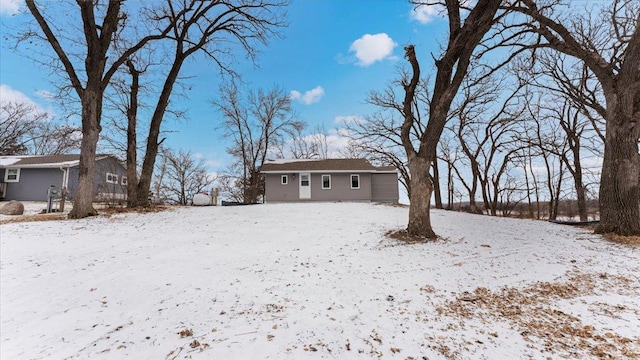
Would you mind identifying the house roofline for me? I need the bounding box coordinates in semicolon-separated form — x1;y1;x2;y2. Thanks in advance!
0;155;113;169
261;169;398;174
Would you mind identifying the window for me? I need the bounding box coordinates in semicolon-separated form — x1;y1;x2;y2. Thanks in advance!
281;175;288;185
121;176;128;186
351;174;360;189
322;174;331;189
300;174;310;186
4;168;20;182
106;173;118;184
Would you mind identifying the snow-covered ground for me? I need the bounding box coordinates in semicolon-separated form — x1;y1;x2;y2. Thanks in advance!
1;202;639;359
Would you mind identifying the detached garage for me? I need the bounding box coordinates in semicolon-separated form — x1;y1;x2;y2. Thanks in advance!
260;158;399;203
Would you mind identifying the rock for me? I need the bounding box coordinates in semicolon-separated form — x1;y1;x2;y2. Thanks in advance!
0;200;25;215
192;193;210;206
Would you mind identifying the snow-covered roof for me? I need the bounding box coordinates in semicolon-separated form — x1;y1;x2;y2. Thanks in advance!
0;154;114;168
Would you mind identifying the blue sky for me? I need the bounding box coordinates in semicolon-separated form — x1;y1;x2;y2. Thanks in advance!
0;0;449;171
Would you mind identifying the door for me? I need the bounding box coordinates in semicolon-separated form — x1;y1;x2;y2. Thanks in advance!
299;172;311;199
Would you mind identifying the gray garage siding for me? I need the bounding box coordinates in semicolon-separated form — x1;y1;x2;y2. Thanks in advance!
371;173;399;202
264;173;299;202
264;172;373;202
310;173;371;202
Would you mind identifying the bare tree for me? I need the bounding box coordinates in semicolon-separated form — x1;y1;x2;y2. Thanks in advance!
515;0;640;235
447;68;526;215
21;0;287;217
342;111;414;199
127;0;288;208
156;148;215;205
26;122;82;155
399;0;502;238
357;72;444;206
277;125;330;160
0;101;49;155
0;100;80;155
215;83;303;203
22;0;170;218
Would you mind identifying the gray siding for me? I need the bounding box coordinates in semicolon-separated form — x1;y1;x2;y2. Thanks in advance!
371;173;399;202
92;157;127;201
2;168;64;201
309;173;371;201
1;156;127;202
264;172;373;202
264;173;299;202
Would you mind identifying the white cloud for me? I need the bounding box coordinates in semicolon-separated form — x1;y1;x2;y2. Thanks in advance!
1;84;35;105
290;86;324;105
410;3;444;24
0;0;21;16
410;1;477;24
1;84;55;120
349;33;397;67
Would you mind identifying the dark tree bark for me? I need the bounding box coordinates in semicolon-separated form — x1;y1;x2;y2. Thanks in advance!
24;0;170;218
125;60;141;208
128;0;287;208
400;0;502;237
25;0;122;218
517;0;640;235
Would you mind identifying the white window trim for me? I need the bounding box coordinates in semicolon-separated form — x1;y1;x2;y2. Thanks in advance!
281;175;288;185
322;174;331;189
106;172;118;184
351;174;360;189
4;168;20;182
121;176;128;186
300;173;310;186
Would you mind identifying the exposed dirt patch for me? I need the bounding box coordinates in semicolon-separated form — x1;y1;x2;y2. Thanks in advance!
384;229;441;244
602;233;640;246
0;205;173;225
99;205;172;217
437;271;640;359
0;213;68;225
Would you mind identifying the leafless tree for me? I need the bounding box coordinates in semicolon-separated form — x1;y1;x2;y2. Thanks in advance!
156;148;215;205
343;108;415;200
522;51;606;222
0;100;80;155
276;125;330;160
26;122;82;155
514;0;640;235
400;0;503;238
215;83;303;203
127;0;288;208
446;68;526;215
21;0;173;218
357;71;443;206
21;0;287;217
0;101;49;155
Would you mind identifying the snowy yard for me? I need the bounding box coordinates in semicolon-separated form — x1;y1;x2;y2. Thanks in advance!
1;202;639;359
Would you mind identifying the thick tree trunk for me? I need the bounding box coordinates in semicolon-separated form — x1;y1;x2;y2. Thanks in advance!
596;113;640;235
126;123;138;207
407;156;436;238
134;59;185;207
126;60;140;208
68;95;100;219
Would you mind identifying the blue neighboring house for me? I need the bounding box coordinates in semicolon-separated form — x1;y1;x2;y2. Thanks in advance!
0;154;127;202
